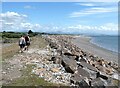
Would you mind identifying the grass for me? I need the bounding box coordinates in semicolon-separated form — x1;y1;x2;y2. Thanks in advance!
2;35;46;60
4;64;59;87
2;35;47;60
2;43;19;60
30;35;48;49
2;35;64;87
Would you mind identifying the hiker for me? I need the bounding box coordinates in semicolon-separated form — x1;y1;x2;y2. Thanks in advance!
19;35;26;53
24;34;30;51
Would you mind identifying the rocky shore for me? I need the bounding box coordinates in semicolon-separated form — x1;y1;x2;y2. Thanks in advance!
33;35;119;87
2;35;120;87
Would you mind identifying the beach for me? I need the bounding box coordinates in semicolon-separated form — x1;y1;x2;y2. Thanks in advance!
72;35;118;63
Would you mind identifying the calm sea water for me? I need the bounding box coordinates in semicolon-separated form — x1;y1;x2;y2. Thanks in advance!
90;36;118;53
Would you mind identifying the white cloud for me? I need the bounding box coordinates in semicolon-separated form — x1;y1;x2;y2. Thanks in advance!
66;23;118;35
76;3;96;6
24;5;34;9
70;7;117;17
0;11;118;35
76;2;116;7
0;11;41;32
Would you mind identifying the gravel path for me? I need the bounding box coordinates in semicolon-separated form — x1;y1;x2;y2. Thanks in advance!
2;36;49;85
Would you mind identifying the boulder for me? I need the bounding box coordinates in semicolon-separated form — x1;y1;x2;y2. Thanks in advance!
77;67;90;78
83;67;98;79
96;72;108;80
79;56;87;62
91;78;106;87
70;74;89;87
97;66;113;75
80;62;98;72
62;56;77;73
68;55;77;60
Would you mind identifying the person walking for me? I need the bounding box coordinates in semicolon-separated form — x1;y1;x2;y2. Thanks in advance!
19;35;26;53
24;34;30;51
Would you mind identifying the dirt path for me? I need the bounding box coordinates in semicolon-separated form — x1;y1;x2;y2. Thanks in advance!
2;36;51;86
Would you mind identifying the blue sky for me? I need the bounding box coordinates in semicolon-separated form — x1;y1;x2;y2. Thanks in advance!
1;2;118;35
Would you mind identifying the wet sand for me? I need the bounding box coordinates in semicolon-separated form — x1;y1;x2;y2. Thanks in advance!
72;35;118;63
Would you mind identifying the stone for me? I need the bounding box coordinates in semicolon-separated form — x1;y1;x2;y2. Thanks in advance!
70;73;83;84
96;72;108;80
91;78;105;87
62;56;77;73
68;55;77;60
83;67;98;79
55;56;62;64
80;62;97;72
77;67;90;78
70;74;89;87
51;68;60;73
51;56;62;64
34;68;46;75
49;42;58;49
79;57;87;62
97;66;113;75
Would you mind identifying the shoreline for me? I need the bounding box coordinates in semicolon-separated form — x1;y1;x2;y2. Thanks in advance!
72;35;118;63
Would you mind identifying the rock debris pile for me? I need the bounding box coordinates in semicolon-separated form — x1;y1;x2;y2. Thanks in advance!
26;49;72;85
38;35;119;87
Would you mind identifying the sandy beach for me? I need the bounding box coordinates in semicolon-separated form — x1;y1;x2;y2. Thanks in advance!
72;35;118;63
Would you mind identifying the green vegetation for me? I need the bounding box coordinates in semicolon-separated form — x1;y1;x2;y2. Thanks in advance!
2;34;64;87
2;43;19;59
5;64;56;86
30;35;48;49
2;32;24;38
1;31;38;39
1;30;39;43
0;32;2;37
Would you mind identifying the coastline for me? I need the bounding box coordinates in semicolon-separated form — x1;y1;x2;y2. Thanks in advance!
72;35;118;63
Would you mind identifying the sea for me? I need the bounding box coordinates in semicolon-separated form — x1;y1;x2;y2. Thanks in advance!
90;35;119;53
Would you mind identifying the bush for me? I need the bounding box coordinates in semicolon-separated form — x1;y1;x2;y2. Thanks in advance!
2;32;24;38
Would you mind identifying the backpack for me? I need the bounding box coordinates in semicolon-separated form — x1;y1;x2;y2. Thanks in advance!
25;36;29;41
19;38;25;45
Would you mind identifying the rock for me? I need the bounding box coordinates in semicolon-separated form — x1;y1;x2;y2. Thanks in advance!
62;56;77;73
49;42;58;49
70;74;82;84
99;74;108;80
64;52;73;56
80;62;98;72
70;74;89;87
43;35;119;87
97;66;113;75
76;67;90;78
51;68;60;73
55;56;62;64
96;72;108;80
51;56;62;64
79;56;87;62
83;67;98;79
91;78;105;87
34;68;46;75
68;55;77;60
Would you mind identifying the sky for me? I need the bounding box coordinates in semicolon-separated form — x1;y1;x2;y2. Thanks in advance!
0;2;118;35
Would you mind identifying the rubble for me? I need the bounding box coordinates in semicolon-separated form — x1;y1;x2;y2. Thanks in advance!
31;35;119;87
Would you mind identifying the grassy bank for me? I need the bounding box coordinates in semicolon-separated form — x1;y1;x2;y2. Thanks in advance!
5;64;56;86
2;43;19;59
2;35;63;87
